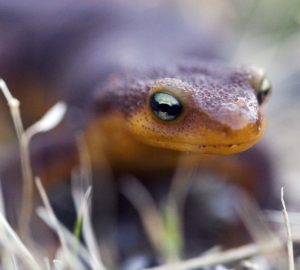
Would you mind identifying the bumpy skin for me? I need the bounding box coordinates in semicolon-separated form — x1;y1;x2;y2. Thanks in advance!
0;0;275;264
94;63;265;154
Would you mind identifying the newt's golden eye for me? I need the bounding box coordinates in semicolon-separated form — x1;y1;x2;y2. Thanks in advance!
257;77;271;105
150;92;183;121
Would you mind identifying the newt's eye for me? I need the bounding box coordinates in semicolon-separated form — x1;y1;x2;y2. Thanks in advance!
150;92;183;121
256;77;271;105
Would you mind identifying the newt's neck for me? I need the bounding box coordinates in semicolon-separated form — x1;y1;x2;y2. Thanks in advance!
84;112;188;173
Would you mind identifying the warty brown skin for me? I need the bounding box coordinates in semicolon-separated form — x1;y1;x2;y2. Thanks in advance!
90;63;267;157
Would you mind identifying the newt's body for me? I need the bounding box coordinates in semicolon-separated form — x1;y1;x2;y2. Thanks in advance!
0;0;274;264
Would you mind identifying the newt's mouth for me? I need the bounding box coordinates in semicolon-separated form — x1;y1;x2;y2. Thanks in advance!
143;136;260;155
195;141;259;154
198;143;243;149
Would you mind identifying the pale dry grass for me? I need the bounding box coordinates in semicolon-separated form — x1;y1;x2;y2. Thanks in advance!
0;79;297;269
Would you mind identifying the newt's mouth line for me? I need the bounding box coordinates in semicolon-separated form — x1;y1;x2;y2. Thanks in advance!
143;136;261;151
198;141;255;149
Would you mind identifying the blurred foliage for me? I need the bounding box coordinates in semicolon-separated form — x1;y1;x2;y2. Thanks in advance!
236;0;300;36
179;0;300;35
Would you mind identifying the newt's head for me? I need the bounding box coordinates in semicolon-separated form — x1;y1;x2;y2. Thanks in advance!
95;63;271;155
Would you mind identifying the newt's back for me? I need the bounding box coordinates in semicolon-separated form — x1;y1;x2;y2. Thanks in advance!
0;0;224;127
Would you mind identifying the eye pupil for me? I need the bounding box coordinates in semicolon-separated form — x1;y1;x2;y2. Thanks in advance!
257;78;271;105
150;92;183;121
257;89;269;105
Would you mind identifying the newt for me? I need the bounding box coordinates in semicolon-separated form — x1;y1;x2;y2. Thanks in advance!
0;0;274;264
0;0;271;163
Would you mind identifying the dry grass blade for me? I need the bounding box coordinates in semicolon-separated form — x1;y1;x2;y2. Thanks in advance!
2;251;19;270
37;207;102;269
144;240;283;270
18;133;33;238
25;102;67;139
35;177;68;253
0;212;41;270
0;78;24;140
162;155;197;259
76;134;93;188
281;187;295;270
0;78;14;101
0;180;6;217
235;190;283;267
71;135;107;270
81;189;107;270
71;182;107;270
167;154;195;211
37;212;85;269
53;259;64;270
121;177;166;258
0;79;67;239
44;257;51;270
82;190;106;270
19;102;66;238
36;176;106;269
0;79;29;237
